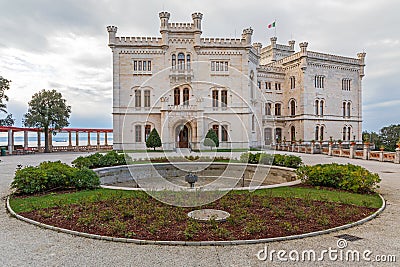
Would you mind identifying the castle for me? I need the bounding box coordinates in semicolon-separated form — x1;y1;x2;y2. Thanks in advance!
107;12;366;151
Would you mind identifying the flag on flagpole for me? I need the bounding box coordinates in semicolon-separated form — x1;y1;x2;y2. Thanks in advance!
268;21;276;29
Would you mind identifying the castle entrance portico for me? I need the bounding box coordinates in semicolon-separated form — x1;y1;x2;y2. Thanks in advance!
176;124;190;148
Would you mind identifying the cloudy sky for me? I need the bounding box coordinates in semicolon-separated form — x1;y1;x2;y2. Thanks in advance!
0;0;399;131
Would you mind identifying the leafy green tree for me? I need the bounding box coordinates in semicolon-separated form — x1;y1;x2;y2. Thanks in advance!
146;128;162;150
203;128;219;150
23;89;71;153
0;76;14;126
379;124;400;151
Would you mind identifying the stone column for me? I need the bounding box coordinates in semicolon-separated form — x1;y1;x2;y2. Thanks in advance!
23;131;29;150
37;131;41;152
7;129;13;155
395;148;400;164
379;151;384;162
328;143;333;156
310;143;315;154
105;132;108;146
339;145;343;157
68;132;73;148
349;144;355;159
76;132;80;151
87;132;91;146
97;132;100;150
363;144;370;160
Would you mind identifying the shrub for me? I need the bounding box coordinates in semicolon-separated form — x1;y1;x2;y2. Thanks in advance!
296;163;381;193
204;128;219;149
239;152;302;168
11;161;100;195
146;128;162;150
71;151;132;169
72;168;100;190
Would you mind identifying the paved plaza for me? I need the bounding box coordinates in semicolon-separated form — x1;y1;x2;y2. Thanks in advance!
0;152;399;266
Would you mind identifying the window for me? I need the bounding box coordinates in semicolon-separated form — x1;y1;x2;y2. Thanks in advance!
145;125;151;141
187;54;191;70
347;126;351;141
315;126;320;141
342;78;351;91
133;60;152;73
290;100;296;116
291;126;296;142
347;102;351;118
275;128;282;142
265;82;272;90
135;125;142;142
221;90;228;107
275;83;281;91
221;125;228;142
315;100;319;116
178;53;185;70
252;115;255;131
320;126;324;141
211;61;229;72
315;75;325;88
135;90;141;107
174;88;180;105
144;90;150;108
290;76;296;89
257;81;261;89
265;103;272;116
212;125;219;140
183;88;189;105
212;90;219;108
275;103;281;116
264;128;272;145
172;54;176;68
320;100;324;116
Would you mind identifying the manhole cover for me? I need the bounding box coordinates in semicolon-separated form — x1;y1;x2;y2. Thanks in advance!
335;234;363;242
188;209;230;222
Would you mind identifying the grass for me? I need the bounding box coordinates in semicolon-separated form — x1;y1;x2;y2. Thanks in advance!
9;186;382;214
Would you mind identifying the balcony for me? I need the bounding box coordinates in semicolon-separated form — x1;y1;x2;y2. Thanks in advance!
166;104;198;111
169;67;193;82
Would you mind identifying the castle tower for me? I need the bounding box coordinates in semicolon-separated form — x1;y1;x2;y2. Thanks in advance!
288;40;295;51
159;11;170;46
242;28;253;46
106;26;118;45
357;52;366;79
192;12;203;47
270;37;277;62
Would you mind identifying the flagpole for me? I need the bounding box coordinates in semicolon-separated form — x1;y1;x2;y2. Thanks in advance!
274;19;277;37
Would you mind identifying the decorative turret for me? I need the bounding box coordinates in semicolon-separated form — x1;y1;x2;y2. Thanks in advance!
106;26;118;45
242;28;253;45
270;37;277;62
253;43;262;54
299;42;308;53
357;52;366;78
192;12;203;31
288;40;295;51
159;11;171;47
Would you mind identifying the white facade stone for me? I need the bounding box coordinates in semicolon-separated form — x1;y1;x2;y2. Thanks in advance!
107;12;365;151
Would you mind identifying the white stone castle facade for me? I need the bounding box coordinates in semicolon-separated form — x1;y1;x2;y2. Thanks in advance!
107;12;366;151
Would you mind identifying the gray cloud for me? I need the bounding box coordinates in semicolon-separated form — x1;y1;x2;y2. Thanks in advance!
1;0;399;131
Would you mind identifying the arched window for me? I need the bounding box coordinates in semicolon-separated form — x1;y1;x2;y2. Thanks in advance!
221;90;228;107
212;90;218;108
315;100;319;116
290;100;296;116
275;128;282;143
135;90;141;107
174;88;180;105
172;54;176;69
265;103;272;116
347;126;351;141
291;126;296;142
178;53;185;70
343;102;346;118
320;100;324;116
252;115;255;131
320;126;324;141
343;127;347;141
144;90;150;108
347;102;351;118
183;88;189;105
275;103;282;116
186;54;191;70
315;126;319;141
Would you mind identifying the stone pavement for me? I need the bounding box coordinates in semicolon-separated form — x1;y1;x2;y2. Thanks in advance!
0;152;399;267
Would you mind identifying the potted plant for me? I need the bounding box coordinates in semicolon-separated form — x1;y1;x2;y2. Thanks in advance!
298;139;303;145
329;136;333;145
380;145;385;151
397;138;400;149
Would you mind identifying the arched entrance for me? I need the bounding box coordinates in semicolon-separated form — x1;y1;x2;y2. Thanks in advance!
176;125;189;148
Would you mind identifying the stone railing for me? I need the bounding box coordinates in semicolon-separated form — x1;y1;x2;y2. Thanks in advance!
274;143;400;164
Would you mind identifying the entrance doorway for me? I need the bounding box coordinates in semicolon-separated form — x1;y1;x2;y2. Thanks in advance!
176;125;189;148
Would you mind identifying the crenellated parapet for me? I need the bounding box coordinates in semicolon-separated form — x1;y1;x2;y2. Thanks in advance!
200;38;246;47
114;36;162;46
107;25;118;45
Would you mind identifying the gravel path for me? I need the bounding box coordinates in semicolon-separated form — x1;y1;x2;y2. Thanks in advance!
0;152;399;267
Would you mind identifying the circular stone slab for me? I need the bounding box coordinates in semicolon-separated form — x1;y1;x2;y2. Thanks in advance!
187;209;230;222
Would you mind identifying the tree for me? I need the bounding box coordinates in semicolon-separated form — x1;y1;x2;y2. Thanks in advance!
23;89;71;153
146;128;162;150
0;76;14;126
379;124;400;152
203;128;219;150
